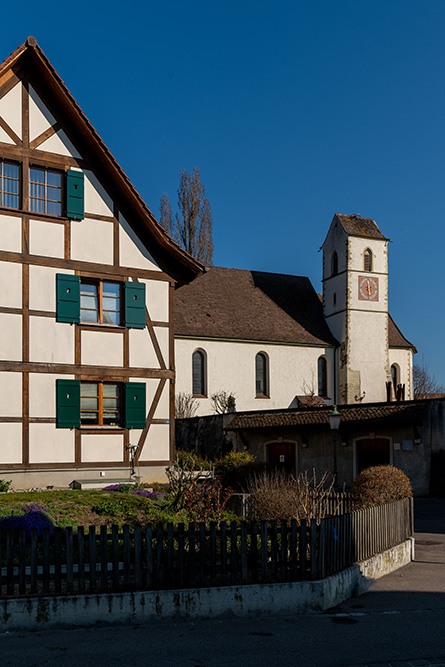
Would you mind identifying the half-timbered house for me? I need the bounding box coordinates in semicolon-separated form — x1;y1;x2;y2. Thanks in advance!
0;38;202;487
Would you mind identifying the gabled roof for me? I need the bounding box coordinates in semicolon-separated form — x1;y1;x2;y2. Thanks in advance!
175;266;339;346
226;400;430;430
0;38;203;283
388;314;416;351
333;213;388;240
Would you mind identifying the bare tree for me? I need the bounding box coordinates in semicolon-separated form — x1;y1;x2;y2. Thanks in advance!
175;392;198;419
210;391;236;414
413;362;445;399
159;192;173;237
159;167;214;265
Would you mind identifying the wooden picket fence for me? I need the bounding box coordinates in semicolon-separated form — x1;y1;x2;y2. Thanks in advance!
0;497;413;598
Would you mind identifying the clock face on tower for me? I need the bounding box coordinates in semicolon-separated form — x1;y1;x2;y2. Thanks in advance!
358;275;379;301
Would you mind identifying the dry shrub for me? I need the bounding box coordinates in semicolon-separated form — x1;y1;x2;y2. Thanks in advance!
350;465;412;509
246;469;337;523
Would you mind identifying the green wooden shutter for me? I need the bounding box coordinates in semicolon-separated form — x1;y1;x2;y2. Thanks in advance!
56;274;80;323
56;379;81;428
124;382;146;428
66;169;84;220
124;282;146;329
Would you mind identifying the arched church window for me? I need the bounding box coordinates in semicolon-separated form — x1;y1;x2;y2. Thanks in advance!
331;251;338;276
318;356;328;397
364;248;373;272
192;349;207;396
255;352;269;397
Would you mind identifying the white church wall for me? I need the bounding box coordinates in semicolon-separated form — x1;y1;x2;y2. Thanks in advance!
175;338;335;416
389;348;414;400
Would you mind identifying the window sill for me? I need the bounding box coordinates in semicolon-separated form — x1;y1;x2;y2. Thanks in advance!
79;426;125;431
79;322;126;331
192;394;207;399
0;206;69;223
255;395;270;399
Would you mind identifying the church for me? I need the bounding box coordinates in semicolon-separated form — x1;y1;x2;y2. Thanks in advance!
175;213;416;414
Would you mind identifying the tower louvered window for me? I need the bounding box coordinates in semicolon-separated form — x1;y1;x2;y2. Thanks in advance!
364;248;373;272
331;251;338;276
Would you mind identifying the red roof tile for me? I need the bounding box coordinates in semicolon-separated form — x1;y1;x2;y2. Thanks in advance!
226;401;429;430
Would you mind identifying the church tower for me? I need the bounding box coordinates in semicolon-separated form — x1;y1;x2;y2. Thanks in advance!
322;214;390;404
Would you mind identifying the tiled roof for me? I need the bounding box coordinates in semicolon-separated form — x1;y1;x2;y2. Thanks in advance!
175;267;339;346
334;214;388;240
388;314;416;350
226;401;430;430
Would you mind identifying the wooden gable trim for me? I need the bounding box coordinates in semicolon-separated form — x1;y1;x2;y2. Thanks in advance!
0;39;203;284
29;121;61;150
0;117;22;146
0;250;174;282
0;70;21;101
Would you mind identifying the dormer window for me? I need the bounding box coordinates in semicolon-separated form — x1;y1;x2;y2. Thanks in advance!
364;248;373;272
331;251;338;276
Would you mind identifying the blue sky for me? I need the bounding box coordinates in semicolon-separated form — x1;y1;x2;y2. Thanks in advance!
2;1;444;382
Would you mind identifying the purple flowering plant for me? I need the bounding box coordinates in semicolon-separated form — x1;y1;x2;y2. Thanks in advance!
0;503;56;535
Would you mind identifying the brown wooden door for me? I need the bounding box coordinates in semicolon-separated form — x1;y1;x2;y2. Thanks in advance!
267;442;296;474
356;438;390;474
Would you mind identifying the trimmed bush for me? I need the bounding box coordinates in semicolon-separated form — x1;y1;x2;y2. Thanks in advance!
350;465;412;509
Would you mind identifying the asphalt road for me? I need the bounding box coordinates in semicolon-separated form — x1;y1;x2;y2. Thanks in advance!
1;498;444;667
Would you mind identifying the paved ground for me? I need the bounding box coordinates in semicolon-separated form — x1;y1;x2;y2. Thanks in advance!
1;498;444;667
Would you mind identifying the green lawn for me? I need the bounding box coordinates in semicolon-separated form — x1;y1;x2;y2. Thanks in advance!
0;489;174;528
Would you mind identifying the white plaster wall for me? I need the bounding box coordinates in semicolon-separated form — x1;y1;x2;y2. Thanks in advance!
29;317;74;364
155;327;169;368
119;214;161;271
29;85;55;141
0;372;22;417
129;329;161;369
84;171;113;217
29;220;65;259
0;214;21;252
175;338;335;416
29;373;75;418
138;424;169;462
348;237;388;275
0;261;21;308
0;313;22;361
389;348;413;400
349;311;388;402
81;330;123;367
0;126;14;144
39;130;81;159
29;266;74;312
70;218;114;265
81;434;124;463
142;279;169;322
322;221;348;275
349;273;389;313
0;82;22;139
29;424;74;464
129;377;169;420
0;423;22;464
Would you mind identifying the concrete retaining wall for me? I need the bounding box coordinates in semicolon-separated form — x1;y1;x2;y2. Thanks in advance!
0;538;414;631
